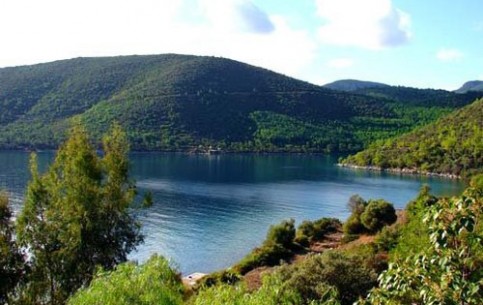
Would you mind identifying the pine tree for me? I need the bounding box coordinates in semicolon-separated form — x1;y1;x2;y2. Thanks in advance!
17;123;143;304
0;192;25;303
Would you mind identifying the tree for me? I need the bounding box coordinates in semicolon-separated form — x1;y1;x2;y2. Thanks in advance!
0;192;25;303
265;219;296;249
16;123;143;305
360;200;397;233
68;255;183;305
359;188;482;305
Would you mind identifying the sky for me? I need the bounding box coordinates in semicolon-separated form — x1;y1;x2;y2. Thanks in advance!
0;0;482;90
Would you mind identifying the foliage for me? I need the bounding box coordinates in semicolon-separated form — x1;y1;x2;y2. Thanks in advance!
197;270;240;288
264;219;296;249
359;188;483;305
234;243;292;275
360;200;397;233
373;225;400;252
68;255;184;305
296;218;341;246
343;98;483;177
0;192;26;303
274;251;378;305
16;123;143;304
391;186;437;259
234;219;296;274
191;274;307;305
343;195;396;235
0;55;481;152
343;214;366;235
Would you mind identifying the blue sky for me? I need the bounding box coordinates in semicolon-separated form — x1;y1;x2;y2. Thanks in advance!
0;0;481;90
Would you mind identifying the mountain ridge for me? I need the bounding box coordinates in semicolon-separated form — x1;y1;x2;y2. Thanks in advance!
1;54;482;152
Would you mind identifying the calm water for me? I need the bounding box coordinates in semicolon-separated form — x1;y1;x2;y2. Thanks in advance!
0;151;465;274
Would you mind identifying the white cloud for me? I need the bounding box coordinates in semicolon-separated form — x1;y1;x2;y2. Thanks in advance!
199;0;274;34
327;58;354;68
0;0;315;79
436;48;464;62
315;0;411;50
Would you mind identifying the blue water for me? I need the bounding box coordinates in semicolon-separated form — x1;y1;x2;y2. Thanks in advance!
0;151;465;274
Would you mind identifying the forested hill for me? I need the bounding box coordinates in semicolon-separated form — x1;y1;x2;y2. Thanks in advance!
341;98;483;177
455;80;483;93
323;79;389;91
0;54;481;152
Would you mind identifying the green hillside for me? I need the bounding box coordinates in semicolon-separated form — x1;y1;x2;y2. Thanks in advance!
455;80;483;93
323;79;389;91
0;54;481;152
342;98;483;177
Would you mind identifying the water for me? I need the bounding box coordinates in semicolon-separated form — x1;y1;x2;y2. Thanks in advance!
0;151;465;274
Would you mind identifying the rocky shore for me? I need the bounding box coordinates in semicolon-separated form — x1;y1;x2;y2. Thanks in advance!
337;163;461;179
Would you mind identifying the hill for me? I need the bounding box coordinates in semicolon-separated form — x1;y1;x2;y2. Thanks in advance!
323;79;389;91
341;98;483;177
455;80;483;93
0;54;481;152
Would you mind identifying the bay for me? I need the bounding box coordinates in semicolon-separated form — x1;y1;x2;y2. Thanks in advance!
0;151;465;274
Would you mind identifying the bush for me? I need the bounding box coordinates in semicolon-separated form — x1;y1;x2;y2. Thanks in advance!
374;225;400;252
265;219;296;248
343;214;365;235
197;270;240;288
192;274;303;305
312;218;341;240
294;234;310;247
234;243;291;275
275;251;378;305
296;221;314;240
360;199;397;233
68;255;184;305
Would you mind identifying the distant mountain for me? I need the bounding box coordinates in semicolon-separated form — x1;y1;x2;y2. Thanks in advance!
323;79;389;92
455;80;483;93
352;86;481;108
341;98;483;177
0;54;481;152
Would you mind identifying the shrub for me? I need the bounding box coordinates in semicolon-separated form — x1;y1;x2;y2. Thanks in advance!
265;219;296;248
374;225;400;252
347;194;367;215
294;234;310;247
296;218;341;244
360;199;397;233
275;251;378;305
68;255;184;305
359;188;483;305
192;274;303;305
343;214;365;235
234;243;291;275
296;220;314;240
312;218;341;240
198;270;240;288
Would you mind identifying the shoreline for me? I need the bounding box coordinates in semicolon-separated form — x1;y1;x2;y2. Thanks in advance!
337;163;461;179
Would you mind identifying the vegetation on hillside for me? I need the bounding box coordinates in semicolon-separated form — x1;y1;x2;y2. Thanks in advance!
342;98;483;177
323;79;389;92
455;80;483;93
0;55;481;152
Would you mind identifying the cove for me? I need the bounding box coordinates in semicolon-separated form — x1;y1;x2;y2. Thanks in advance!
0;151;465;274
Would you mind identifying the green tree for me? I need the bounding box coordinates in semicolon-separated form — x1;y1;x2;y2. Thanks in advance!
68;255;183;305
360;199;397;233
359;188;482;305
0;192;25;303
16;123;143;305
265;219;296;249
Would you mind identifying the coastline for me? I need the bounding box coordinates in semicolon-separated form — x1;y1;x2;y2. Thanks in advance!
337;163;462;180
